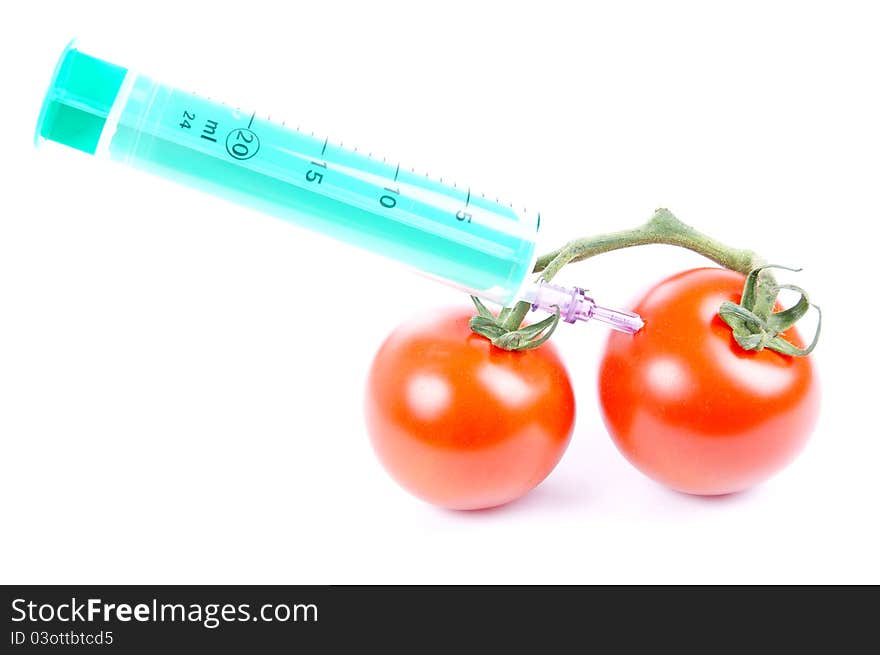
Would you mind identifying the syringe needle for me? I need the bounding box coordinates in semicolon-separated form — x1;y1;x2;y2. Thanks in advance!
584;301;645;333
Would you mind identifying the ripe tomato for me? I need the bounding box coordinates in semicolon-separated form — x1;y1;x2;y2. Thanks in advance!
598;268;819;495
365;308;575;510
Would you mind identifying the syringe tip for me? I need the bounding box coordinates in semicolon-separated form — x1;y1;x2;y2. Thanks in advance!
590;305;644;334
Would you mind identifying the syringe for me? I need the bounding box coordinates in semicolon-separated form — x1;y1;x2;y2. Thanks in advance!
35;41;642;334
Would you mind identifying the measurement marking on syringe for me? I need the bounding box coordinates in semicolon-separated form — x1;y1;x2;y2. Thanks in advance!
305;158;327;185
200;119;219;142
380;186;400;209
204;110;521;223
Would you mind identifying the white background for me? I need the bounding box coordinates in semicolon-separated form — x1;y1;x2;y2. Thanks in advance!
1;1;878;583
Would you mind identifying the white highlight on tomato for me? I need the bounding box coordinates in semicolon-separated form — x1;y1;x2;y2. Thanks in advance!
701;293;731;323
646;357;688;397
709;339;795;396
477;364;534;407
406;374;452;420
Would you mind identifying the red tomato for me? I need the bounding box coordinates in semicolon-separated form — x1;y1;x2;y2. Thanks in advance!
365;308;575;510
598;268;819;495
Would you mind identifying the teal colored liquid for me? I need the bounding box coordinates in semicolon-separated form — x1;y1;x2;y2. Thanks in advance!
108;76;537;303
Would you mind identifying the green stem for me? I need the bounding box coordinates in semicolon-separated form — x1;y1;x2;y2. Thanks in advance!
501;208;764;331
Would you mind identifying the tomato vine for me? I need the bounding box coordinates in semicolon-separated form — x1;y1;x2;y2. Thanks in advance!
471;208;821;356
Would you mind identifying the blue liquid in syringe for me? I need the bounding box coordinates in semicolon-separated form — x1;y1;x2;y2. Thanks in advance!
37;46;539;304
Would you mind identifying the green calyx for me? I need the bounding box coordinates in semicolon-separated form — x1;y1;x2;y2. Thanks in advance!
718;264;822;357
469;296;561;351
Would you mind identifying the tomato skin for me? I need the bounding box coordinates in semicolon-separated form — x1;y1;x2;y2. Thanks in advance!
365;308;575;510
598;268;820;496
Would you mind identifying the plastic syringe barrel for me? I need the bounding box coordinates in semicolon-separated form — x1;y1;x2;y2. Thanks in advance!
35;43;539;305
